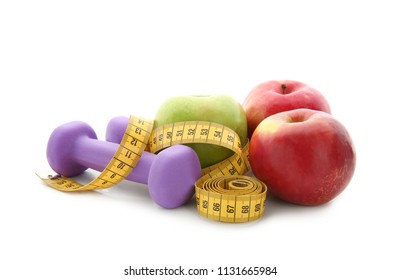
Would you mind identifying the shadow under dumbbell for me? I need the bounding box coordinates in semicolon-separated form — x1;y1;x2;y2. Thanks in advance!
104;179;153;201
46;169;201;216
51;170;150;202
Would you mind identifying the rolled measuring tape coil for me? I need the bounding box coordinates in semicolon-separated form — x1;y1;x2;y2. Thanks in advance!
37;116;268;222
196;176;267;223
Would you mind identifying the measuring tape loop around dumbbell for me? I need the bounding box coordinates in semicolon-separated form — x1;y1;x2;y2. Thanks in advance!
149;120;251;183
37;115;153;192
37;115;267;222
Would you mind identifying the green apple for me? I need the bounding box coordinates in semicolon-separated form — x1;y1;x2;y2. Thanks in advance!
154;95;248;168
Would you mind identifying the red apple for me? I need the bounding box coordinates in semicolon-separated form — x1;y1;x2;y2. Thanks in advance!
243;80;331;138
249;109;356;206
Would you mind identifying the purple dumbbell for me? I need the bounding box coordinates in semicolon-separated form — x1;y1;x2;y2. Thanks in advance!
46;121;201;208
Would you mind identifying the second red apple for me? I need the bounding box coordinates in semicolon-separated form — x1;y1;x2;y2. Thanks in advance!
243;80;331;138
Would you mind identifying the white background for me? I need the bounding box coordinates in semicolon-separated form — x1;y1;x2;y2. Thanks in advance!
1;1;400;279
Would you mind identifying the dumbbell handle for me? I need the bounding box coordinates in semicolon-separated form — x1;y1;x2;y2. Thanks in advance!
73;137;154;184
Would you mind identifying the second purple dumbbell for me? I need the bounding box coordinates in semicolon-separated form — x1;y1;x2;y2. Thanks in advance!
46;121;202;208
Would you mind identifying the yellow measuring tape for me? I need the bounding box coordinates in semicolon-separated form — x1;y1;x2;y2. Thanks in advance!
149;121;250;178
37;116;267;223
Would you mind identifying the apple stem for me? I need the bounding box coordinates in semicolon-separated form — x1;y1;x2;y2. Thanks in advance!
281;84;287;94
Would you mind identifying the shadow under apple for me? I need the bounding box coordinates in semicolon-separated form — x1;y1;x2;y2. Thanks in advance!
262;193;335;221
